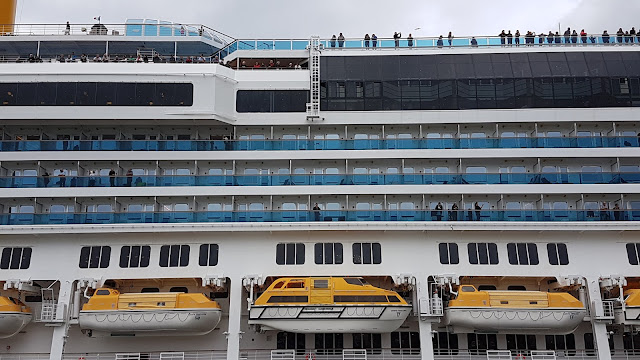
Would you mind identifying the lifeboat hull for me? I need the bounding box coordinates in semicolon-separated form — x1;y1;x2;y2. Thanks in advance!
249;305;411;333
78;308;221;337
614;306;640;325
443;307;586;334
0;312;32;339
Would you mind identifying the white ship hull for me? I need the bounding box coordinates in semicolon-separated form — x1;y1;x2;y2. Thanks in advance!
78;308;221;337
0;312;32;339
443;307;586;334
248;305;411;333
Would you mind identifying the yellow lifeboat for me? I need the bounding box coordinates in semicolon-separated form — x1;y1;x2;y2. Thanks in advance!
443;285;586;334
614;289;640;325
78;288;222;337
0;296;32;339
249;277;411;333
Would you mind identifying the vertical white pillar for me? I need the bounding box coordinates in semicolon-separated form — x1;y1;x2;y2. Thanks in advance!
418;320;435;360
416;278;435;360
49;279;74;360
226;277;244;360
586;277;612;360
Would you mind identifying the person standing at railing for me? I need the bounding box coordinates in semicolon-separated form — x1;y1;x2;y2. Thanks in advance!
364;34;370;48
547;31;554;44
603;30;610;43
630;27;636;43
613;203;622;221
474;202;482;221
393;32;401;47
499;30;506;46
313;203;321;221
338;33;345;48
371;33;378;48
539;32;545;45
43;171;50;188
554;31;561;44
563;27;571;43
616;28;624;43
407;34;413;48
109;169;116;187
447;32;453;47
64;21;71;35
450;203;458;221
600;202;610;220
57;169;66;187
507;30;513;45
437;35;443;48
514;30;520;46
580;29;587;44
330;34;336;48
571;30;578;44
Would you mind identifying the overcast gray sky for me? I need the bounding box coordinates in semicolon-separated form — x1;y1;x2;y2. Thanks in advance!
14;0;640;39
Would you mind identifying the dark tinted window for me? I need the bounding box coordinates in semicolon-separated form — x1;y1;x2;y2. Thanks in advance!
159;245;190;267
468;243;499;265
353;242;382;264
0;247;32;270
507;243;539;265
236;90;308;112
439;243;459;264
199;244;219;266
314;243;343;265
79;246;110;269
627;243;640;265
547;243;569;265
276;243;305;265
391;332;421;355
353;333;382;354
119;245;151;268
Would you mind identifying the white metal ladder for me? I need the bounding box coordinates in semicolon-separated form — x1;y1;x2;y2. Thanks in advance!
306;36;321;120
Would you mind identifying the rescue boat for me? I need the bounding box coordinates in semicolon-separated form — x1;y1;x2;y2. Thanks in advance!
0;296;32;338
614;289;640;325
248;277;411;333
443;285;586;334
78;288;222;337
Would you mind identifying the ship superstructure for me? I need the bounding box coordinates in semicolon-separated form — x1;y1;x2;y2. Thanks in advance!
2;2;640;360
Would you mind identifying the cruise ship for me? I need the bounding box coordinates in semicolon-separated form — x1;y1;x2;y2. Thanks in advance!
1;1;640;360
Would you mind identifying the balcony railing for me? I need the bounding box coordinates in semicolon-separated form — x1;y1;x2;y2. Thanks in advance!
61;352;227;360
1;136;638;152
2;172;639;189
2;209;639;226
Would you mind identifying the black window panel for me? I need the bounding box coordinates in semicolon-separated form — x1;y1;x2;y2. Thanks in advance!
438;80;457;109
140;246;150;267
324;243;334;264
99;246;111;268
155;83;176;106
344;57;365;80
533;78;554;107
36;82;57;105
553;78;574;107
285;243;295;264
20;248;32;269
353;243;362;264
273;91;290;112
135;83;156;106
129;245;141;268
473;61;494;79
362;57;382;80
96;83;117;105
119;246;131;268
628;243;639;265
507;243;518;265
295;243;305;265
529;59;552;77
179;245;190;267
159;245;170;267
566;52;590;77
169;244;180;267
55;83;77;105
514;78;534;108
488;243;499;264
116;83;136;106
591;77;616;107
550;61;571;77
335;243;343;264
0;83;17;105
76;82;97;106
89;246;102;268
572;77;593;107
16;83;37;106
237;90;268;112
611;78;632;106
510;54;532;78
372;243;382;264
527;52;548;62
174;83;193;106
455;63;476;79
327;57;347;80
622;52;640;77
79;246;90;268
456;79;477;109
606;61;627;77
436;62;456;80
314;243;323;264
467;243;478;264
382;81;401;110
584;53;608;77
527;243;539;265
495;78;515;108
516;243;529;265
440;243;451;264
400;80;421;110
380;56;400;81
399;56;421;79
418;57;439;80
477;243;488;264
584;333;594;350
9;248;21;269
362;243;372;264
493;60;514;78
419;80;439;109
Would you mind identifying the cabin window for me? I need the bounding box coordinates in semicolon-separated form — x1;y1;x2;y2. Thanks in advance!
623;332;640;350
626;243;640;265
199;244;219;266
286;280;305;289
585;332;615;351
315;333;344;355
387;296;402;303
433;332;459;355
141;288;159;293
95;290;111;296
119;245;151;268
461;286;476;292
276;243;305;265
273;281;286;289
314;279;329;289
506;334;537;352
478;285;497;291
546;334;576;352
508;285;527;291
467;334;498;354
352;243;382;264
467;243;499;265
391;332;420;355
507;243;539;265
267;296;308;303
0;247;32;270
79;246;111;269
276;332;306;355
353;333;382;354
170;287;188;293
439;243;459;265
344;278;366;286
159;245;190;267
547;243;569;265
314;243;343;265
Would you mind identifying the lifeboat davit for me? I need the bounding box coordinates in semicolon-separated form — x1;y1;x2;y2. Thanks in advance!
249;277;411;333
0;296;32;338
443;285;586;334
78;288;222;337
614;289;640;325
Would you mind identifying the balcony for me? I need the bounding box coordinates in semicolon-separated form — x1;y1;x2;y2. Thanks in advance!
2;209;639;226
2;172;640;189
1;136;639;152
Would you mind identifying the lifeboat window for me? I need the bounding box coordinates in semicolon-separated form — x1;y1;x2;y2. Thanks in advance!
273;281;286;289
501;301;509;304
157;302;166;306
95;290;111;296
267;295;308;303
478;285;497;291
530;301;538;304
285;281;305;289
128;303;136;307
387;295;401;303
507;285;527;291
344;278;365;286
141;288;160;293
313;280;329;289
170;287;188;293
461;286;476;292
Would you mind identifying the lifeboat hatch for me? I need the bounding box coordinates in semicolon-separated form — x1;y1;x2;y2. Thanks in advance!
78;278;224;337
